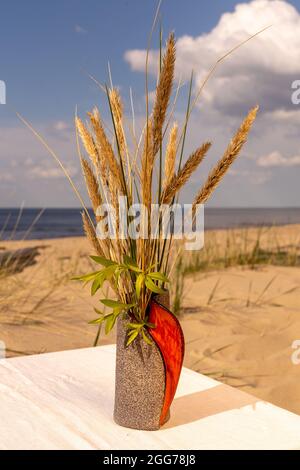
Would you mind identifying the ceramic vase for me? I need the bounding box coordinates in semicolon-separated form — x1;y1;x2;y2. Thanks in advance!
114;292;184;430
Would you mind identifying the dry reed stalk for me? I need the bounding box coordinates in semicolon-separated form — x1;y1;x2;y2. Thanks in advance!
91;108;108;176
82;213;121;296
139;121;154;277
152;32;176;156
162;141;211;204
162;76;183;140
18;23;265;327
81;158;102;218
131;121;147;181
192;106;258;210
109;172;120;236
109;89;134;199
82;212;103;256
163;122;178;189
109;88;126;159
141;120;154;210
75;117;98;167
88;108;123;191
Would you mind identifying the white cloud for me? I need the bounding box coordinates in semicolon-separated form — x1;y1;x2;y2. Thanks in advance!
125;50;145;72
122;0;300;207
75;24;87;34
28;164;78;179
52;120;70;132
125;0;300;115
0;172;14;183
266;109;300;122
229;168;271;184
0;124;74;165
257;150;300;167
0;123;83;206
1;1;300;207
24;157;34;166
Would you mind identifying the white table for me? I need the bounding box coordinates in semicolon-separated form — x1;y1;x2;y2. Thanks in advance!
0;345;299;450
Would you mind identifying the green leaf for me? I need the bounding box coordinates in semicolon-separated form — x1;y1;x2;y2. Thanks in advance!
91;275;104;296
123;254;138;267
94;308;105;315
147;271;170;283
126;329;139;346
71;271;101;282
90;266;117;296
105;314;116;334
147;263;157;272
145;276;165;294
100;299;135;311
114;267;122;283
142;328;153;345
90;255;116;267
89;317;105;325
145;322;156;329
135;273;145;299
123;255;142;273
100;299;123;308
104;264;120;279
126;322;143;330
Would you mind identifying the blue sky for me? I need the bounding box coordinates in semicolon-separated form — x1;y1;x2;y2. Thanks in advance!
1;0;300;207
0;0;250;121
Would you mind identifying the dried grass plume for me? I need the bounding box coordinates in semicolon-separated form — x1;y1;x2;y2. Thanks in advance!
193;106;258;209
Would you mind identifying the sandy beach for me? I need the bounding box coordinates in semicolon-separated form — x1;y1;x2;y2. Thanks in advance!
1;224;300;415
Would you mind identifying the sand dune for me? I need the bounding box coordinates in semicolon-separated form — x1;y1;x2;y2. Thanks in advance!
1;225;300;415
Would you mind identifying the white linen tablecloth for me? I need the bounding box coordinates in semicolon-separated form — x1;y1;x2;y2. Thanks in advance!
0;345;299;450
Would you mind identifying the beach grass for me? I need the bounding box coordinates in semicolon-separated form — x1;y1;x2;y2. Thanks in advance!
169;224;300;314
184;225;300;274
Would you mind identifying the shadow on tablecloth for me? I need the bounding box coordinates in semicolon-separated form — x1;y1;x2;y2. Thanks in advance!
163;383;261;429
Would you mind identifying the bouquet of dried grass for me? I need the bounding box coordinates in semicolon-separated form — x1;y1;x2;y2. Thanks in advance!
74;32;258;344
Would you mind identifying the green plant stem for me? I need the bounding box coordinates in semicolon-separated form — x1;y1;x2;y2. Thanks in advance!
159;72;194;273
93;324;102;347
157;23;163;266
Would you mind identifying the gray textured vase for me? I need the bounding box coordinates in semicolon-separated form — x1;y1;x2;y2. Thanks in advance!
114;293;170;431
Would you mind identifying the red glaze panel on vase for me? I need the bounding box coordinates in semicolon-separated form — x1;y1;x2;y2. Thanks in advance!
148;298;185;426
